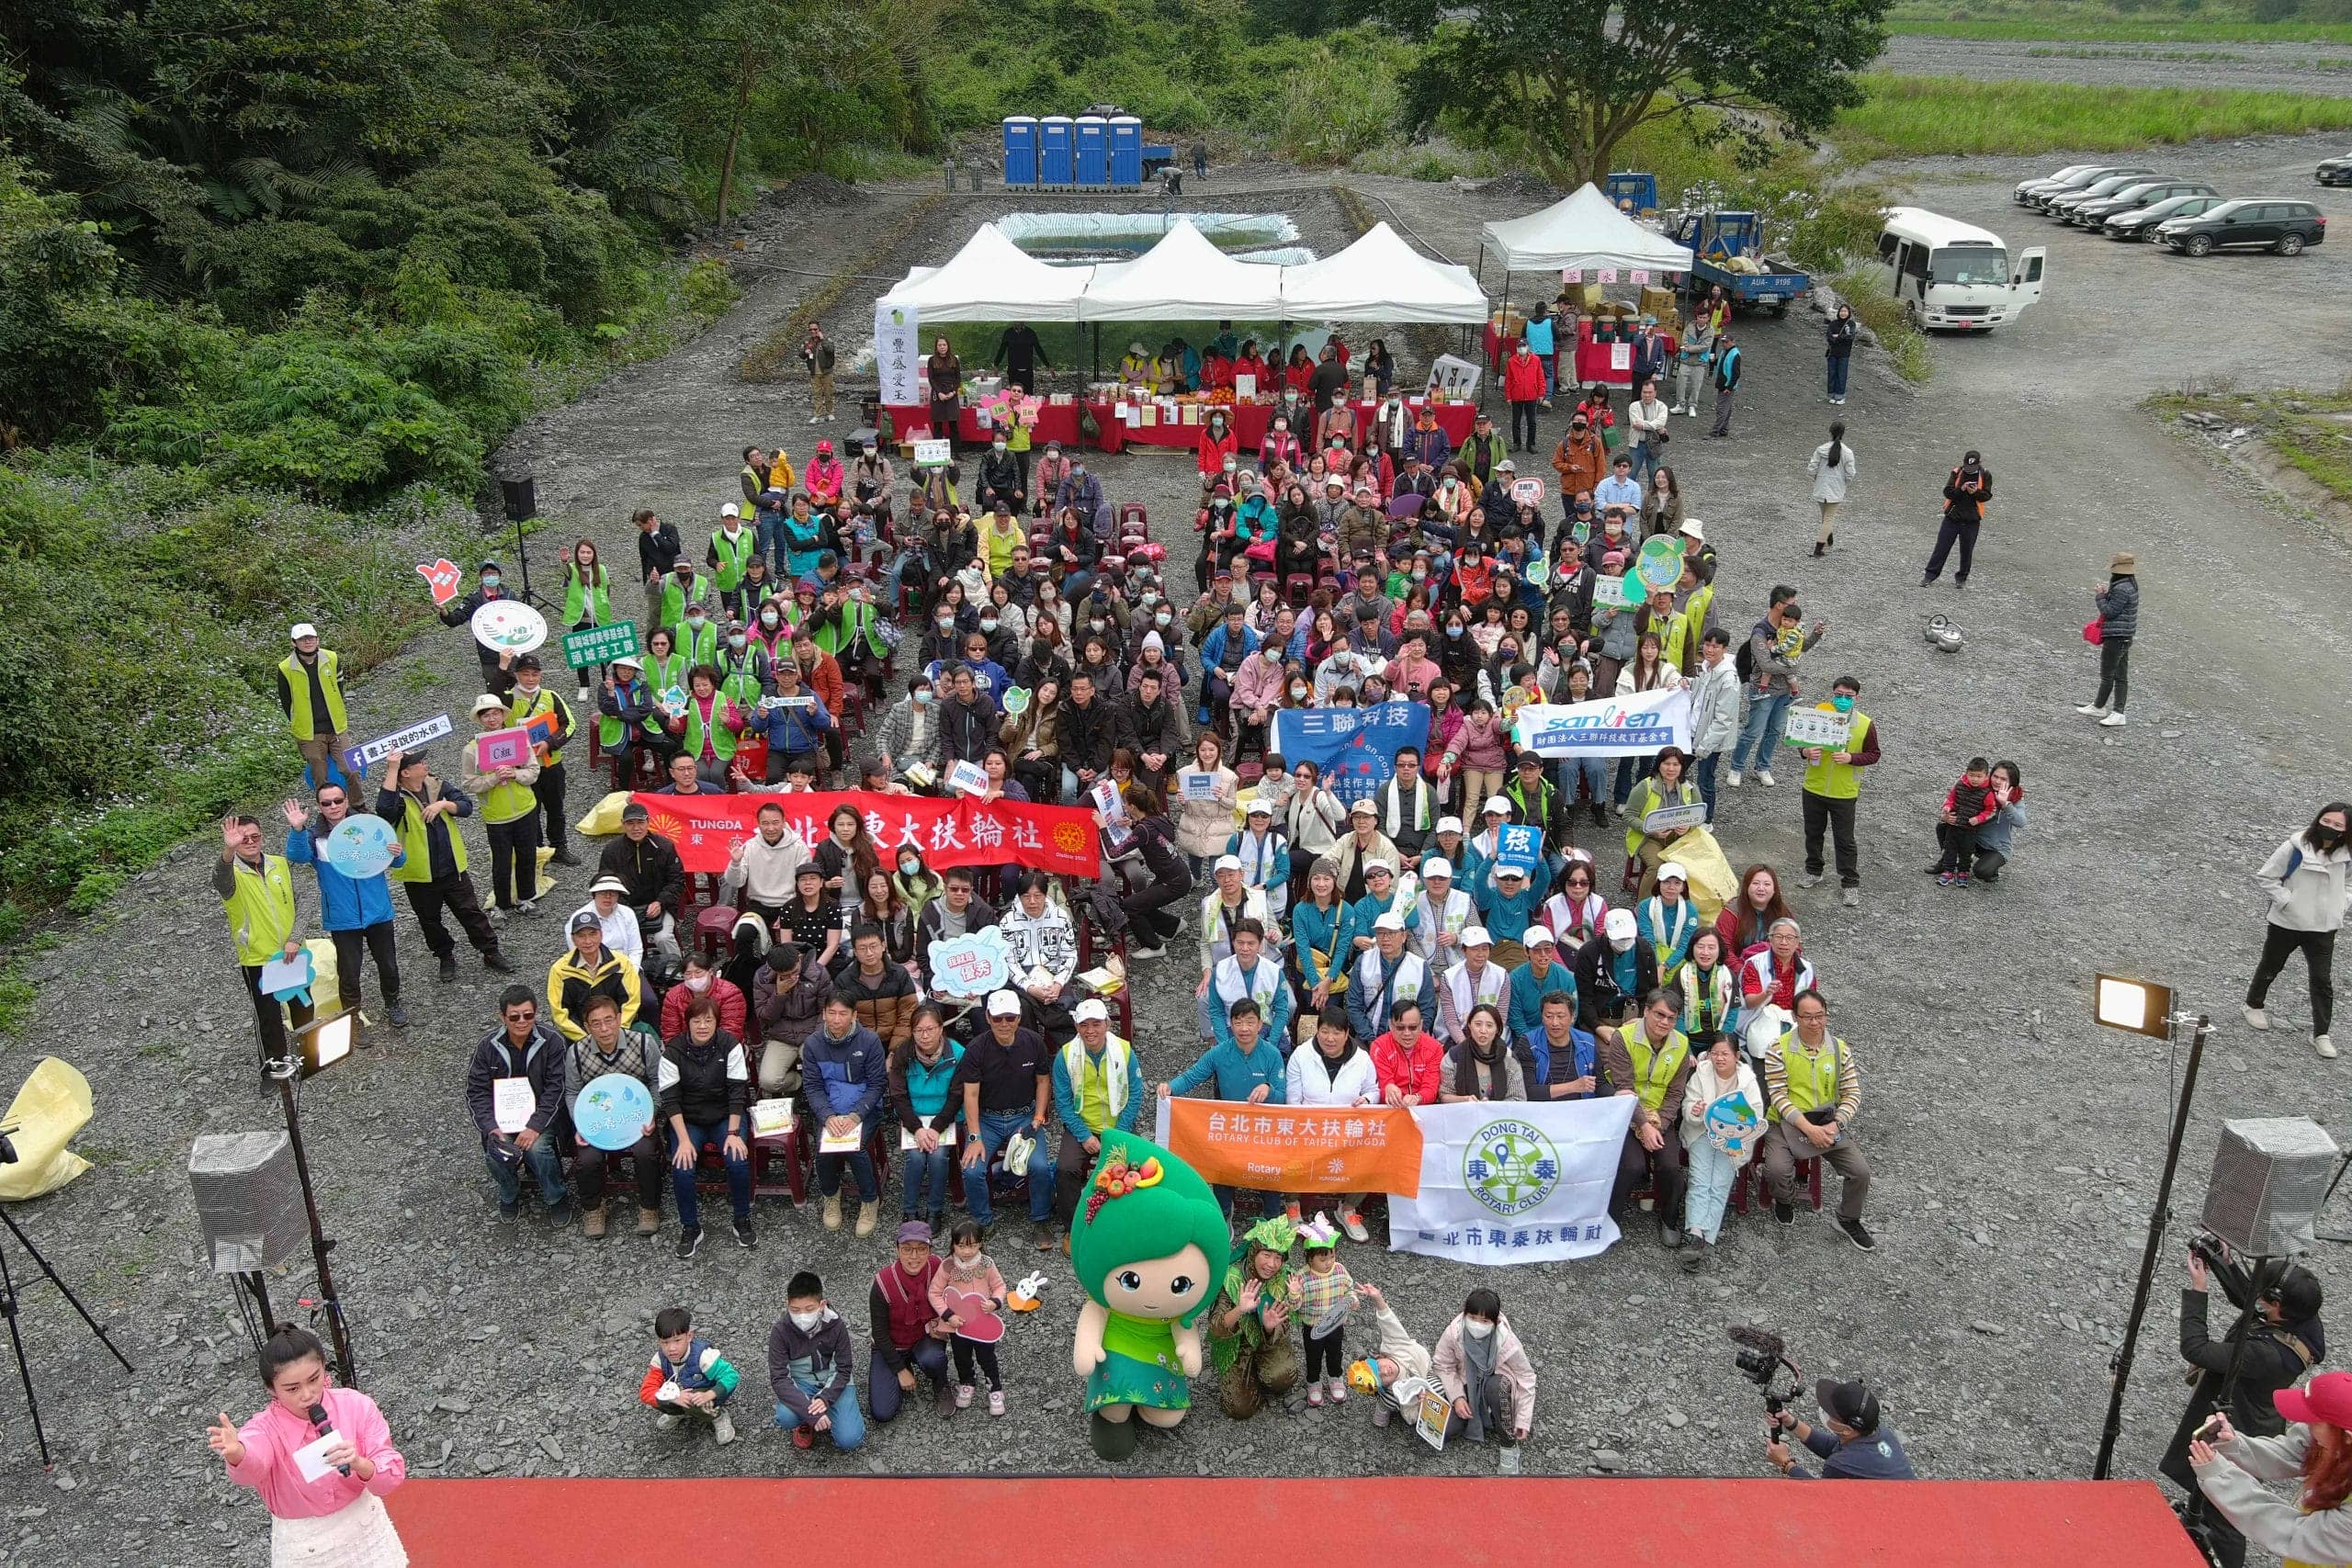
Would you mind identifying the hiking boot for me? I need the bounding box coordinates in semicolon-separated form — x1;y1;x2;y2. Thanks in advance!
676;1226;703;1259
1838;1215;1877;1251
1772;1201;1795;1227
822;1194;842;1230
438;954;460;984
855;1201;880;1237
637;1206;662;1236
553;848;581;867
582;1201;607;1239
388;1004;412;1028
483;951;514;975
1841;886;1861;908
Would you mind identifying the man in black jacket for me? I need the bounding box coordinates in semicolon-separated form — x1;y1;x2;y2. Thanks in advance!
1126;669;1186;796
636;509;683;631
2161;1247;2324;1568
465;986;571;1225
658;995;754;1257
936;664;997;769
597;803;686;971
1057;671;1124;805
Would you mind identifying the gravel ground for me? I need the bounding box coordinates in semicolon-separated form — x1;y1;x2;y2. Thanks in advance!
1880;32;2352;97
8;143;2352;1562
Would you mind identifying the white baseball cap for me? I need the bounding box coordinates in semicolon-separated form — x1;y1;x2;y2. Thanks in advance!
1483;795;1513;818
1214;853;1244;873
986;990;1023;1019
1421;857;1453;880
1657;861;1689;885
288;623;319;641
1364;857;1395;875
1435;816;1464;835
1604;908;1637;940
1373;911;1407;933
1495;863;1527;881
1074;998;1110;1024
1461;926;1493;947
1245;798;1274;818
1525;925;1556;947
721;502;741;517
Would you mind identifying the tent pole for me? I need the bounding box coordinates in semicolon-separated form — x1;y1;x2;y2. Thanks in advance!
1482;275;1510;415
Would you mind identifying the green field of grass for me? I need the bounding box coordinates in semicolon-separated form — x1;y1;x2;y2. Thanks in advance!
1837;75;2352;161
1890;16;2352;41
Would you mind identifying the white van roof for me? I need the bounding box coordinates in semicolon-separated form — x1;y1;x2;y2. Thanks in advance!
1882;207;2006;249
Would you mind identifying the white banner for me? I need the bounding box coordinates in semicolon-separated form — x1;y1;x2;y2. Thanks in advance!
1511;687;1691;760
1390;1099;1636;1264
876;299;922;406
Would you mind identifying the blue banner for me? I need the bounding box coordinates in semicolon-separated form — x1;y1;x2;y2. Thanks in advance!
1495;824;1543;875
1272;704;1431;807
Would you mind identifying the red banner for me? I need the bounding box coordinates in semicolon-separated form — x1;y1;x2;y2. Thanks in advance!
629;790;1101;877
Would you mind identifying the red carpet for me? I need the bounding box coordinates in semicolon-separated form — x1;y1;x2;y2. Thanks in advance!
387;1476;2202;1564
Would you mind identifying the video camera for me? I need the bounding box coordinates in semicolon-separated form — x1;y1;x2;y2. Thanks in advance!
1727;1325;1803;1432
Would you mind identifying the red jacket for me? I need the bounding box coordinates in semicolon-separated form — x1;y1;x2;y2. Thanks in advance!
661;977;748;1040
1371;1029;1444;1105
1284;360;1314;396
1503;351;1546;403
1197;425;1238;477
1941;776;1999;827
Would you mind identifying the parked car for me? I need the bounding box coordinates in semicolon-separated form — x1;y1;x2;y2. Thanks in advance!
2048;172;2178;220
2319;153;2352;187
2104;193;2229;240
2156;199;2326;256
2071;180;2217;228
2030;165;2154;211
2015;163;2104;204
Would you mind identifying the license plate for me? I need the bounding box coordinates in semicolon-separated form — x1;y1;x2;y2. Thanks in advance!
1754;295;1781;305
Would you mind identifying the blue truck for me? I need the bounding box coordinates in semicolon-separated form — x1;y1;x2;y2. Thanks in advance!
1668;210;1810;315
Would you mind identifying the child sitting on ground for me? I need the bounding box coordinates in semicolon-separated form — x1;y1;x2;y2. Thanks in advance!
1928;755;2002;886
639;1305;740;1446
1296;1215;1357;1407
928;1220;1012;1416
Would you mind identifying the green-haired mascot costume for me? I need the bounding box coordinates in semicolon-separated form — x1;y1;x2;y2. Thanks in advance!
1069;1129;1231;1461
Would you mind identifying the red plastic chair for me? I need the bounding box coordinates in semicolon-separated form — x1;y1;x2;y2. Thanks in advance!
1283;572;1317;608
1118;502;1148;535
1731;1154;1823;1216
694;904;740;961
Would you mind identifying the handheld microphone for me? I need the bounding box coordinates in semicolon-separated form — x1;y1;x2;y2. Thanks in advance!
306;1403;354;1477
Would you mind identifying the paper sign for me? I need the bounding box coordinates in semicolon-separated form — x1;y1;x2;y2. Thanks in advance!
1782;707;1853;750
343;714;453;776
319;814;401;879
1090;778;1126;824
474;727;532;771
1427;354;1482;400
293;1431;346;1483
876;299;922;405
470;600;547;654
945;760;990;797
561;621;640;667
258;950;314;1004
901;1125;958;1150
1631;269;1650;286
818;1122;863;1155
492;1077;536;1134
1179;770;1218;803
416;558;463;606
1415;1388;1451;1450
752;1098;795;1137
1600;267;1619;284
1234;373;1257;400
928;928;1015;998
1593;573;1644;610
913;439;952;468
1495;823;1543;875
1639;802;1709;835
1610;343;1632;372
1510;478;1545;506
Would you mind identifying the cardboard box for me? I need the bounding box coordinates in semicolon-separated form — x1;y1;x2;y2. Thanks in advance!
1491;309;1527;336
1570;282;1603;312
1639;285;1676;318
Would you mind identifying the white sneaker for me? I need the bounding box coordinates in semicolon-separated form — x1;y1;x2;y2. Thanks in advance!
2244;1004;2271;1031
713;1410;738;1445
2098;711;2127;728
2075;703;2108;716
1755;769;1777;787
808;414;820;425
1725;769;1743;788
577;684;592;704
655;1413;682;1431
1798;871;1826;889
1127;942;1166;960
2317;1035;2339;1060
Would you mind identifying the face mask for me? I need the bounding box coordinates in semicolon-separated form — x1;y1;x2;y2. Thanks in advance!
762;612;778;628
1447;625;1464;638
1290;682;1307;699
1610;933;1634;953
993;442;1007;454
1412;567;1427;581
789;1309;821;1332
728;634;745;649
1089;618;1106;633
912;690;933;707
1155;611;1172;627
684;974;711;994
1072;467;1086;478
899;857;920;875
482;574;503;590
980;617;998;633
936;617;954;632
1262;647;1281;663
686;612;705;625
1831;694;1856;713
1464;1319;1495;1340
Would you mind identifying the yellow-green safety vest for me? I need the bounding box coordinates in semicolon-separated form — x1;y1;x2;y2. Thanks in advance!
1625;1025;1690;1112
1774;1031;1846;1122
716;649;765;707
475;736;537;824
561;564;610;628
660;574;712;630
279;650;347;740
675;617;720;669
385;786;465;883
711;526;757;591
1801;710;1871;800
683;698;739;763
647;650;693;696
507;686;571;767
220;855;298;966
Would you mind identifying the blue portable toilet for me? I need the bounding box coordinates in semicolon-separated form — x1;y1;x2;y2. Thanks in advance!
1002;117;1038;187
1108;117;1142;188
1039;117;1074;187
1074;116;1108;187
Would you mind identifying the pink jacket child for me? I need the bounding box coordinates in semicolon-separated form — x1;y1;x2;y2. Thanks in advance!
1453;710;1510;773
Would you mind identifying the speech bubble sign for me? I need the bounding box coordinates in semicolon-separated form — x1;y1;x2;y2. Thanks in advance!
1510;477;1545;506
927;928;1014;999
319;813;401;880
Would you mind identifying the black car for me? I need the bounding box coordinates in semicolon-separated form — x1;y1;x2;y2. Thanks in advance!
2104;193;2227;240
2156;199;2326;256
2320;154;2352;188
2071;180;2217;227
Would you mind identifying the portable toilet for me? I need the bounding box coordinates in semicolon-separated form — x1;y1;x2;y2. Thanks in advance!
1001;117;1038;188
1074;116;1108;187
1108;117;1142;188
1039;116;1074;188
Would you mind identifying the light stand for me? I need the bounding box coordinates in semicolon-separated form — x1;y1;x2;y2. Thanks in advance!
263;1010;360;1387
2089;973;2207;1481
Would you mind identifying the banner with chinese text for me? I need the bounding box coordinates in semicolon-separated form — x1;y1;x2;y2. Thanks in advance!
630;790;1099;877
1156;1097;1422;1198
1388;1098;1635;1263
1272;704;1430;807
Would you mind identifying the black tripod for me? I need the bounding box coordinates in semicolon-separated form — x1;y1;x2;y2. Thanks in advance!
0;1203;135;1467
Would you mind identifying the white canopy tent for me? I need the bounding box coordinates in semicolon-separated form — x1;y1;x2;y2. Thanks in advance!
1080;218;1287;321
1277;221;1488;324
876;221;1092;322
1478;182;1693;276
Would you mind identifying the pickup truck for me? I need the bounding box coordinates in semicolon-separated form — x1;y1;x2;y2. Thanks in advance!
1667;211;1810;315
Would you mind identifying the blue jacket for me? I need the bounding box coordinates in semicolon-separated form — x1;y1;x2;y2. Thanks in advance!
1476;880;1545;946
1170;1037;1288;1104
1291;899;1356;989
1051;1040;1147;1145
1524;1023;1598;1095
284;821;401;931
1199;622;1261;671
1505;958;1577;1045
801;1022;887;1123
748;694;836;757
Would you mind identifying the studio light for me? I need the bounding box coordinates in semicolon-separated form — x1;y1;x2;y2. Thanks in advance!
2094;975;2175;1038
298;1009;357;1078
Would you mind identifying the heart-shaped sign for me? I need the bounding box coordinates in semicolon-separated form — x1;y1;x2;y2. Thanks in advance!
943;1287;1004;1344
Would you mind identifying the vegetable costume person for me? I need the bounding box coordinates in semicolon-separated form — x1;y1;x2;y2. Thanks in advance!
1070;1131;1230;1461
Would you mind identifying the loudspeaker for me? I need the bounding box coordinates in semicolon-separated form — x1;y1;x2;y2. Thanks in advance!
188;1132;306;1273
501;476;537;523
2202;1117;2340;1258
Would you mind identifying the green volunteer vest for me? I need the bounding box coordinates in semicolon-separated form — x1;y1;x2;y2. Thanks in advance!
647;651;693;696
278;650;346;740
1775;1031;1846;1120
598;682;665;750
507;686;571;766
717;649;764;707
220;856;298;966
561;565;611;628
387;786;466;883
711;525;757;591
660;574;712;629
683;699;739;763
1625;1025;1690;1112
675;617;721;669
476;741;537;823
1801;710;1871;800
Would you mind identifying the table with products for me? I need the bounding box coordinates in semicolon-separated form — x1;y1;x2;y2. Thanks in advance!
1082;397;1477;456
880;400;1085;452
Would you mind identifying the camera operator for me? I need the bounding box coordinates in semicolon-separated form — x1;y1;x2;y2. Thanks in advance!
2161;1243;2324;1568
1765;1379;1916;1479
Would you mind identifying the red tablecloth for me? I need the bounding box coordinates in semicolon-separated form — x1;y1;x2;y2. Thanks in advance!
881;401;1084;451
1571;321;1679;389
1085;399;1476;457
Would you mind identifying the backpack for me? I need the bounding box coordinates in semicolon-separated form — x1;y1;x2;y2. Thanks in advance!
1735;620;1768;681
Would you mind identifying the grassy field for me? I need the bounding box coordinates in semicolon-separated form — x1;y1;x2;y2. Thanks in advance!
1837;75;2352;161
2152;385;2352;506
1890;16;2352;41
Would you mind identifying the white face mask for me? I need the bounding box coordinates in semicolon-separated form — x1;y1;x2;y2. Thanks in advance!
789;1309;822;1332
1463;1319;1495;1340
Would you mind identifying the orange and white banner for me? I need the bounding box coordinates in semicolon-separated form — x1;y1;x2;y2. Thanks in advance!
1156;1097;1423;1198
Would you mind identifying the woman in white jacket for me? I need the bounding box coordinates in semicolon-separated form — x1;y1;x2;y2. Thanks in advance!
2244;802;2351;1060
1679;1032;1763;1271
1287;1010;1381;1241
1805;422;1855;557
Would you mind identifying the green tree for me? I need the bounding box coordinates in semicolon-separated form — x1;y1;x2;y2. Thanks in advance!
1370;0;1890;189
